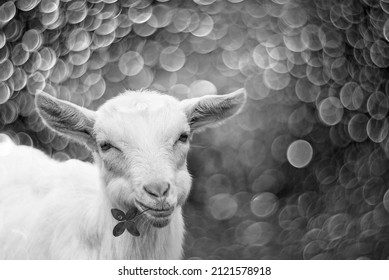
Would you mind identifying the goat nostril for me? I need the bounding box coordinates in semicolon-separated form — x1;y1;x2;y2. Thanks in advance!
143;186;158;198
163;184;170;196
143;182;170;198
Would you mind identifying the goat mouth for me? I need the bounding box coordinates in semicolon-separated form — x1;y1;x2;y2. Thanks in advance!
135;200;174;218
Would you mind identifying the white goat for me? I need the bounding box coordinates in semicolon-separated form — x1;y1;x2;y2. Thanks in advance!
0;88;246;259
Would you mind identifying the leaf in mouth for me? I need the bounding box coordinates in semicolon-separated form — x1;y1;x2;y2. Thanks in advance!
111;206;142;237
125;205;140;220
125;220;140;237
111;209;126;221
113;222;126;237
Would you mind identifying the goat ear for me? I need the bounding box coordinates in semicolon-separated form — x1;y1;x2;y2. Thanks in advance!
35;92;97;150
181;88;246;132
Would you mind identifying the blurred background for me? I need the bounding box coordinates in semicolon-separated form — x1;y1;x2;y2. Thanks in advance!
1;0;389;259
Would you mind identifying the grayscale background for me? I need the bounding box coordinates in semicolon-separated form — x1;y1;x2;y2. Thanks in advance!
1;0;389;259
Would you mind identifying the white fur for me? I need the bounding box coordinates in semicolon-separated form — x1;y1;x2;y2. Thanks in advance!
0;89;245;259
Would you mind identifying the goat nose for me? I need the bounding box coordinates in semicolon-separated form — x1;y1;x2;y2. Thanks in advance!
143;182;170;198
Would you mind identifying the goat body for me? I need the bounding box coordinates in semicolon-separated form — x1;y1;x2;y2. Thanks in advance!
0;89;245;259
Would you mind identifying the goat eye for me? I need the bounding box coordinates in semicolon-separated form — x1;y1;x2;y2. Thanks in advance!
99;142;113;152
178;133;189;143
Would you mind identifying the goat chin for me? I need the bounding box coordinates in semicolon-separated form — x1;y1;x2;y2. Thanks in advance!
149;217;171;228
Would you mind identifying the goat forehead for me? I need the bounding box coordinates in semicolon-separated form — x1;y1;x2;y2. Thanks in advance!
97;111;187;137
99;90;181;113
95;93;188;144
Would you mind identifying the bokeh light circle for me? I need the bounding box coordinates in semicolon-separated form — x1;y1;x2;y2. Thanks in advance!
0;1;16;24
0;82;11;104
348;114;369;142
318;97;344;126
208;193;238;220
340;81;364;111
366;118;389;143
159;46;185;72
189;80;217;97
250;192;279;218
118;51;144;76
367;92;389;120
287;140;313;168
